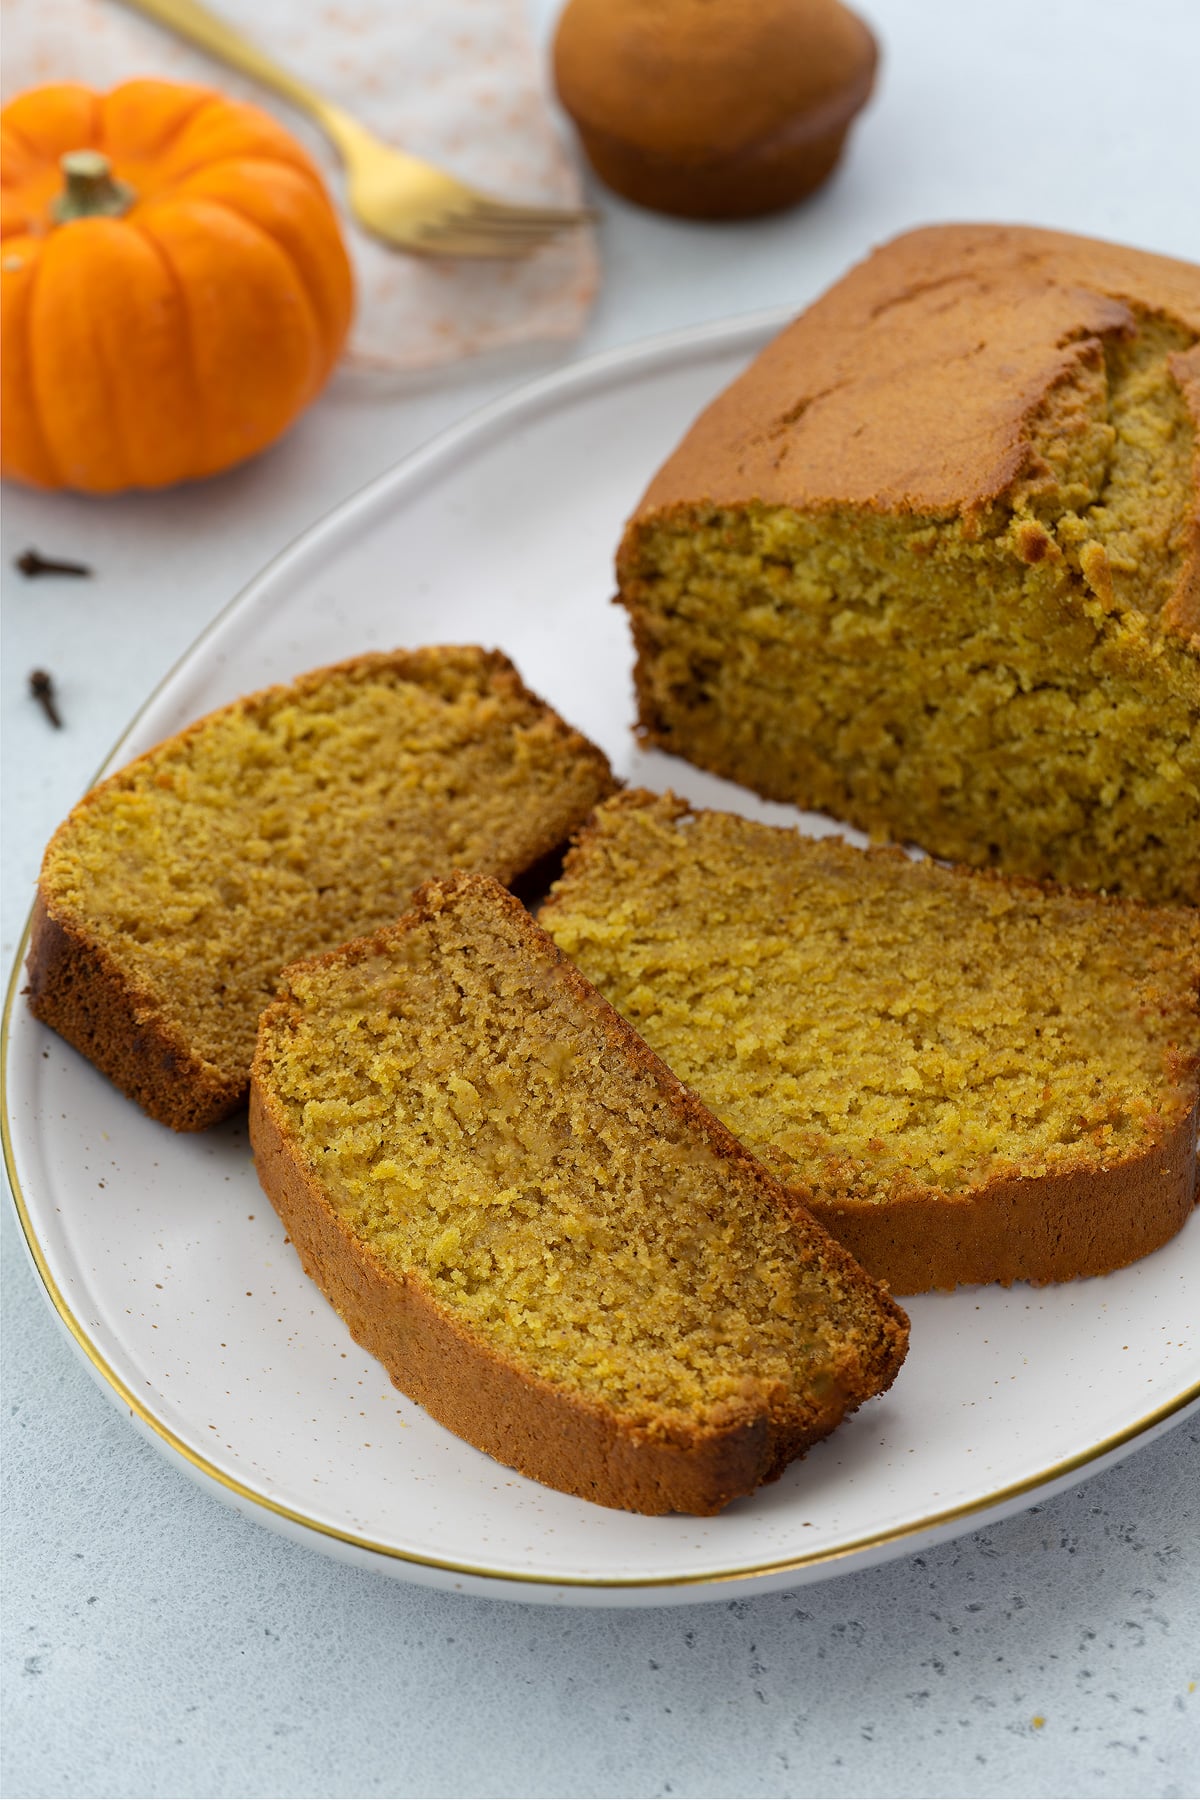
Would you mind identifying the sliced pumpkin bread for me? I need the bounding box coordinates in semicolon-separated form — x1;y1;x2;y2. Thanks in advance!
27;648;616;1130
540;791;1200;1292
249;874;908;1515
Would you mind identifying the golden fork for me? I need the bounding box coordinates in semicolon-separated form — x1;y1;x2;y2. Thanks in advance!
120;0;594;257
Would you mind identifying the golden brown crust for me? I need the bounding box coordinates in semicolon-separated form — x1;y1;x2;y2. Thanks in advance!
24;893;241;1132
628;224;1200;540
799;1101;1198;1293
249;873;908;1516
552;0;876;220
28;648;617;1133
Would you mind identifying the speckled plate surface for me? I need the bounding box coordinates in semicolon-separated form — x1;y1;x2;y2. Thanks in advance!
4;315;1199;1606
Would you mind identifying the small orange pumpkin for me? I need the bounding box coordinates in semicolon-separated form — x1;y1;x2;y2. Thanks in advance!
1;79;354;493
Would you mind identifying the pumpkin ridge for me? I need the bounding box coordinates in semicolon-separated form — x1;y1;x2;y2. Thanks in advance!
27;227;134;490
128;218;206;473
131;94;247;195
136;192;326;469
171;168;345;372
77;249;136;492
19;250;63;488
99;85;217;170
2;84;102;167
168;192;326;398
156;97;323;194
171;152;342;211
1;117;45;164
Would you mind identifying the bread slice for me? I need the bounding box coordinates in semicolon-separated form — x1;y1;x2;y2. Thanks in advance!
27;648;616;1130
540;791;1200;1293
618;225;1200;904
249;874;908;1516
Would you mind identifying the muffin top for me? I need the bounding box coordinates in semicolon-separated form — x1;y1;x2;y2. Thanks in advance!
553;0;877;161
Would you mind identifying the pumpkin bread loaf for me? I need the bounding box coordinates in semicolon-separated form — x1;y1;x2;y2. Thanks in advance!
28;649;616;1131
249;873;908;1515
619;225;1200;904
541;791;1200;1293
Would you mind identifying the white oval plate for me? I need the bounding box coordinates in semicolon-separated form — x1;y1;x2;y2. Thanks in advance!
4;314;1198;1607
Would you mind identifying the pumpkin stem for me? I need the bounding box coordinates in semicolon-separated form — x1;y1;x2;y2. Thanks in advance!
51;150;136;225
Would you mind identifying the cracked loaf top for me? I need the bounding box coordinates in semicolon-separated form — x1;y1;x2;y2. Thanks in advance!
632;224;1200;643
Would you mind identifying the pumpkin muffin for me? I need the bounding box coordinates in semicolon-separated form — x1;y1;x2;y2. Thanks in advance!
27;648;616;1130
542;791;1200;1293
553;0;878;219
618;225;1200;904
250;873;908;1515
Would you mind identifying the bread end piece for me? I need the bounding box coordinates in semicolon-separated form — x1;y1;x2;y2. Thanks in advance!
27;647;617;1132
25;892;240;1131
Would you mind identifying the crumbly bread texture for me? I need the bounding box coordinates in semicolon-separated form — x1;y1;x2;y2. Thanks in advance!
541;791;1200;1293
27;649;616;1131
249;874;908;1515
618;225;1200;904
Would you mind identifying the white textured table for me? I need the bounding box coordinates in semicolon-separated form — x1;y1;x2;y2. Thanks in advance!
3;3;1198;1794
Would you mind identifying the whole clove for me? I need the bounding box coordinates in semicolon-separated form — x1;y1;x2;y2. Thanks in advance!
29;669;63;728
15;548;93;579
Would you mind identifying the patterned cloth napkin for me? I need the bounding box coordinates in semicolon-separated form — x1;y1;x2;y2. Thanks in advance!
1;0;598;371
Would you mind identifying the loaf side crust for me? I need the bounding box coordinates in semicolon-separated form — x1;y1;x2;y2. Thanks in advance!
249;875;909;1515
25;892;241;1132
795;1103;1198;1294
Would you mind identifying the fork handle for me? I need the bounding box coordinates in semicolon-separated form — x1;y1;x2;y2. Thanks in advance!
116;0;361;150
